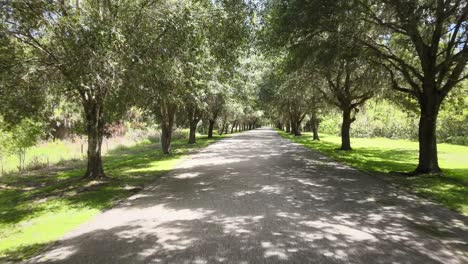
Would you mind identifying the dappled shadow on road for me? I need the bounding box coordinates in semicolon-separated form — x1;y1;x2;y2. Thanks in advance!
29;128;468;264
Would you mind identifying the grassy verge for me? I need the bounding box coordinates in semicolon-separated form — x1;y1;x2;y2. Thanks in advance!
0;131;156;175
278;130;468;216
0;134;229;262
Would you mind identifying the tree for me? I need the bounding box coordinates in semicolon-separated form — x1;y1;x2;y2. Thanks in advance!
10;118;43;172
308;78;327;141
5;1;134;179
0;22;46;125
313;33;383;150
127;0;251;151
257;53;326;138
0;118;12;175
205;92;225;138
125;0;190;154
262;0;385;149
357;0;468;173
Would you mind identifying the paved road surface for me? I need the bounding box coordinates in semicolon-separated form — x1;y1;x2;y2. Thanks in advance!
28;128;467;263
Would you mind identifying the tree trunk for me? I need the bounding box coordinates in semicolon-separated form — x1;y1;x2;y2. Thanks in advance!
187;108;200;144
231;121;237;133
291;118;297;135
160;102;175;154
188;122;197;144
277;121;282;130
207;119;215;139
341;108;352;150
285;121;291;133
312;123;320;140
290;113;302;136
311;112;320;140
219;120;226;135
83;101;106;179
415;94;441;174
294;119;302;136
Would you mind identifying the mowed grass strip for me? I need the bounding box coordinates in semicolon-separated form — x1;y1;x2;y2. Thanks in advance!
0;135;228;262
278;130;468;216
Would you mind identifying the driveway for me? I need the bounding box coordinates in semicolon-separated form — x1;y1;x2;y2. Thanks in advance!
28;128;468;263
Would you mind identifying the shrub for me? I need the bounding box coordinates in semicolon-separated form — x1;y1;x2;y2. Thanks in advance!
10;119;44;172
172;129;189;140
317;98;466;145
25;156;48;171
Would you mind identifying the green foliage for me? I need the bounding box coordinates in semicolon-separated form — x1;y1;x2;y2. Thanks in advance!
437;84;468;145
261;0;467;172
0;35;46;124
0;119;45;172
319;97;467;146
10;119;44;153
10;119;43;171
0;120;13;172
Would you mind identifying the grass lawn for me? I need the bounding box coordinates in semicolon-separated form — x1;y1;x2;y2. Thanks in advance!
278;130;468;216
0;134;148;175
1;141;80;175
0;134;228;262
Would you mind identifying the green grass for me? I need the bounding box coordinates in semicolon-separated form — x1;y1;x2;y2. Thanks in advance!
278;131;468;216
0;134;229;262
0;141;80;175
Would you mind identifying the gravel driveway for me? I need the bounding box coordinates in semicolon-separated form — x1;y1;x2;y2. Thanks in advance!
28;128;468;263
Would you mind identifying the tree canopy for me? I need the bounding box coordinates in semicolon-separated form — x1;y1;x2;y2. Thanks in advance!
1;0;467;178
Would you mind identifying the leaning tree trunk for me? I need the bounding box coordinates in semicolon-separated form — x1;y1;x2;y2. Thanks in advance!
83;100;106;179
230;121;237;133
285;121;291;133
415;93;442;174
219;119;226;135
340;108;353;151
160;102;176;154
207;119;215;139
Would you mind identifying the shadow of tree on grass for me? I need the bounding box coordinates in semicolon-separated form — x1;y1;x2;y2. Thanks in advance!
26;129;468;264
0;135;225;262
280;131;468;215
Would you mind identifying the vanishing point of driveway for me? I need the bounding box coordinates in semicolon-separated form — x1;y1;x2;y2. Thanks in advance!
28;128;467;263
